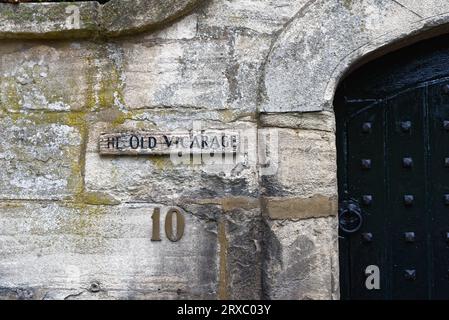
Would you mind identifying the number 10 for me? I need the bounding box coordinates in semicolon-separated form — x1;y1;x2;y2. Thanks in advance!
151;207;185;242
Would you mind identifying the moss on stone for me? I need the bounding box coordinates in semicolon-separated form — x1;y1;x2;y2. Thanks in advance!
4;111;88;201
77;192;120;206
342;0;354;10
1;79;21;113
0;202;25;209
0;0;204;40
219;110;257;123
64;202;106;237
149;156;173;170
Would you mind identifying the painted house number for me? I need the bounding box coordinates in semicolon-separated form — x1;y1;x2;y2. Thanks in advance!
151;208;185;242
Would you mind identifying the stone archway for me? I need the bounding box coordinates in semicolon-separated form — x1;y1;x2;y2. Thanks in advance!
263;1;449;113
260;0;449;300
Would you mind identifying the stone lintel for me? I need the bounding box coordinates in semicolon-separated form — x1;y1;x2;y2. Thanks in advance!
262;195;337;220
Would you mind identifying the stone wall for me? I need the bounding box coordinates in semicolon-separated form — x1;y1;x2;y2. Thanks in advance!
0;0;287;300
3;0;448;300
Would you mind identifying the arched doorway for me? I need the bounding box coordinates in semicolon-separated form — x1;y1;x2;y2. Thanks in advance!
335;33;449;299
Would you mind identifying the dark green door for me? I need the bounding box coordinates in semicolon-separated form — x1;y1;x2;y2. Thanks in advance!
336;34;449;300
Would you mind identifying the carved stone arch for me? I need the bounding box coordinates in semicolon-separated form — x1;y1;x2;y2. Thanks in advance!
0;0;205;39
262;0;449;113
260;1;449;300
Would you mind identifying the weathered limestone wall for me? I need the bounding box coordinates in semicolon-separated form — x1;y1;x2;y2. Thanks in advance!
3;0;448;300
0;0;307;300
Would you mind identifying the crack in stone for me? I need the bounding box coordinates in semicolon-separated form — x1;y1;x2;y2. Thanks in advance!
391;0;423;18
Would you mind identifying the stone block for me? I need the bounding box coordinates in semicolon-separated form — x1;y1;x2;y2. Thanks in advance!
121;40;230;110
0;42;94;112
0;202;218;299
262;195;337;220
261;128;337;198
198;0;310;34
0;116;82;200
223;206;263;299
0;2;100;39
145;14;198;40
260;111;335;132
85;120;259;203
120;33;270;113
263;216;339;300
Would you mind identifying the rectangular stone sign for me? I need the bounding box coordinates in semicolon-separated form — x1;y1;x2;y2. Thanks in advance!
99;131;240;155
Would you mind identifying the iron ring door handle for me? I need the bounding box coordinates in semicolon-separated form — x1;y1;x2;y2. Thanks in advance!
339;201;363;234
